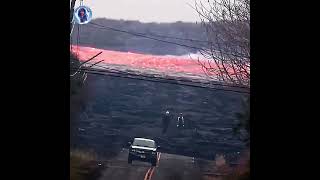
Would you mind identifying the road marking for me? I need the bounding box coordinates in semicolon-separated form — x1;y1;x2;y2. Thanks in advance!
149;167;156;179
157;152;161;167
144;167;155;180
157;152;161;163
143;152;161;180
143;168;152;180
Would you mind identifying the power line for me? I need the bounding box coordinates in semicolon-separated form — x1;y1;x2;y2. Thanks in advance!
85;62;250;90
70;21;249;90
70;67;250;94
88;22;204;51
70;49;249;90
87;22;211;44
71;24;249;89
86;22;248;59
143;33;209;44
88;21;239;47
83;69;249;94
70;51;103;77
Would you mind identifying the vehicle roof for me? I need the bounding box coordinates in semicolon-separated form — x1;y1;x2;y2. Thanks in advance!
134;138;155;142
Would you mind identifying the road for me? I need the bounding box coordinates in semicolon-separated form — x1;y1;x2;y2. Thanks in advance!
98;149;204;180
71;71;245;180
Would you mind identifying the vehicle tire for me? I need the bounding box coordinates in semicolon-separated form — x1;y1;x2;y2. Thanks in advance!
128;155;133;164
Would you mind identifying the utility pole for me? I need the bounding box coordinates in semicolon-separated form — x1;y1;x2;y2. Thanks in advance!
70;0;77;34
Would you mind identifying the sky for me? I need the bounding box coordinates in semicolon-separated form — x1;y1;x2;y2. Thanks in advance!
74;0;201;23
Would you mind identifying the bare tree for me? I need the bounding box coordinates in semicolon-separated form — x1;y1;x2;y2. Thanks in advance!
193;0;250;87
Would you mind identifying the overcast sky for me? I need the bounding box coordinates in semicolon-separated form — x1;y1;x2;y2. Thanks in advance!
74;0;200;23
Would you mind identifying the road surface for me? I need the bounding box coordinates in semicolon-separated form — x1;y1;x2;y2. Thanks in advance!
98;149;205;180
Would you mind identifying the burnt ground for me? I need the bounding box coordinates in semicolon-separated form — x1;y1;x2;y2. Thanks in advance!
70;73;246;162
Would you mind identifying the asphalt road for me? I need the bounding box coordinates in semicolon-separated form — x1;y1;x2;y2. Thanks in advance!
98;149;204;180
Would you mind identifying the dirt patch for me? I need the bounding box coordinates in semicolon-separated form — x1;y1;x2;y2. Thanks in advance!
70;150;105;180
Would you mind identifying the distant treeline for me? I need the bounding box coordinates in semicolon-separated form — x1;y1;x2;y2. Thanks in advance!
71;18;208;55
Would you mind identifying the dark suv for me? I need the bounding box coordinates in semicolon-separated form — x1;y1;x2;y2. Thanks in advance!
128;138;159;166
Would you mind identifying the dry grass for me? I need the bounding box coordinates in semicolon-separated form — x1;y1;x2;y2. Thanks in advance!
223;150;250;180
70;149;102;180
203;150;250;180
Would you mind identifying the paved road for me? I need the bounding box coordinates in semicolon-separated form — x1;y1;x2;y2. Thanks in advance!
98;149;203;180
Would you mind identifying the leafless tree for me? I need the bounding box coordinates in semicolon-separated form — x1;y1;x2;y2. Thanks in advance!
193;0;250;87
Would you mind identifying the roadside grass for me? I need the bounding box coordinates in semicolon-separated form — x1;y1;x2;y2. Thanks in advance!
224;150;250;180
203;150;250;180
70;149;102;180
